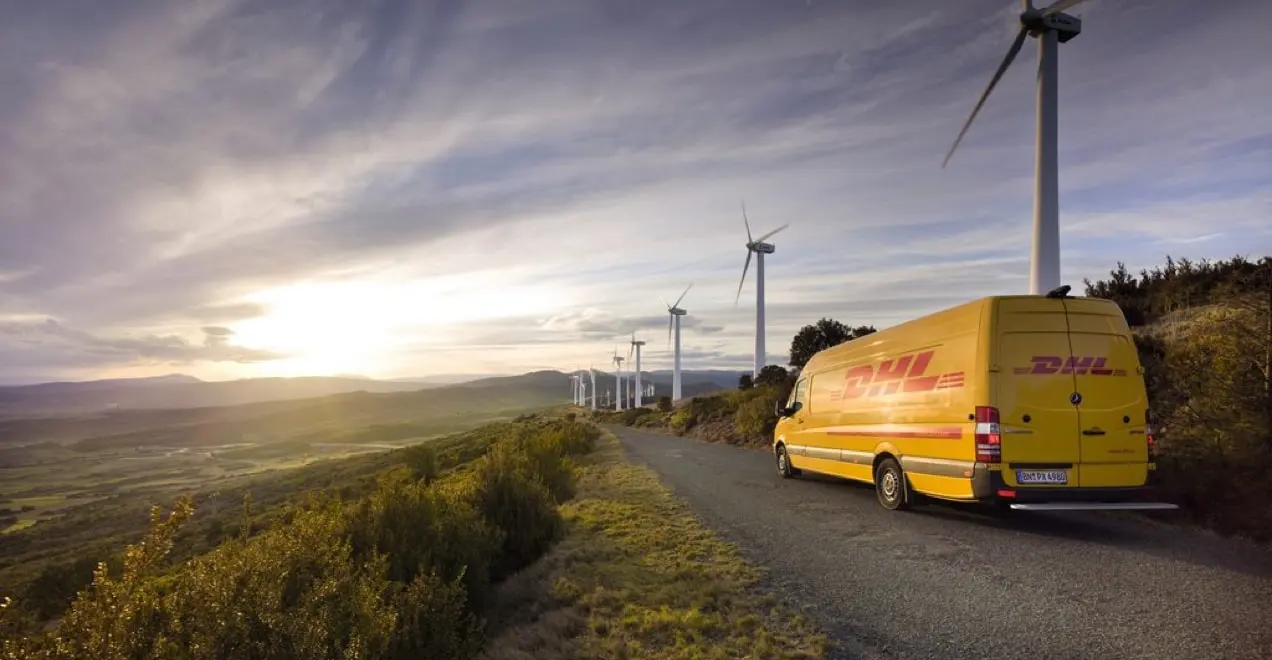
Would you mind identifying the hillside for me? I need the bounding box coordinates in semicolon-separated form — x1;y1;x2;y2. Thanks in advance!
0;370;572;448
0;374;443;416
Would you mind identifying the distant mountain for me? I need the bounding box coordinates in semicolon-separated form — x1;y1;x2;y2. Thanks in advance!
0;375;439;416
0;369;576;448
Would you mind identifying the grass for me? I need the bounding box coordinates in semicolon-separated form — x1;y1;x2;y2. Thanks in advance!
479;429;825;659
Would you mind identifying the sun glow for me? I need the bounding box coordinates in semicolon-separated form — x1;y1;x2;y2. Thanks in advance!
230;272;570;376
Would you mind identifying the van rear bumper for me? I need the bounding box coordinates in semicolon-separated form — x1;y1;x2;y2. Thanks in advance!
971;464;1168;505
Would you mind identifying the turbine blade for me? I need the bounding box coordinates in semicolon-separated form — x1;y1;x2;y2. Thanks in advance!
735;250;752;305
660;294;670;310
755;223;789;244
667;311;673;347
741;200;754;243
941;26;1028;168
627;342;633;363
1042;0;1086;15
673;282;693;308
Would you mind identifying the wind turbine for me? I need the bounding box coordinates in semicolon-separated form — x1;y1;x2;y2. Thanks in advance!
628;333;646;408
577;369;588;407
611;347;625;411
662;283;692;401
735;202;788;380
569;373;578;405
588;367;598;410
942;0;1086;295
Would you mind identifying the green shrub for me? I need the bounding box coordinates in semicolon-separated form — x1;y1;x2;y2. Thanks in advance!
656;396;672;412
6;419;602;658
345;471;501;611
400;444;440;484
621;407;654;427
461;443;562;581
734;391;779;438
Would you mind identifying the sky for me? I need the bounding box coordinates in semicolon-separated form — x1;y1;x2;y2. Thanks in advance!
1;0;1271;384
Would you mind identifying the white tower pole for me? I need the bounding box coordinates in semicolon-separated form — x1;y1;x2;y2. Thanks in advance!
615;367;623;411
673;314;683;400
589;369;597;410
754;251;765;379
634;346;643;408
1032;28;1061;296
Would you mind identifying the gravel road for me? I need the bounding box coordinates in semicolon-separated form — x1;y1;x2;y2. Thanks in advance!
607;425;1272;660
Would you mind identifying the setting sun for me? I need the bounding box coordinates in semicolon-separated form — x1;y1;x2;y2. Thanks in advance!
230;272;571;376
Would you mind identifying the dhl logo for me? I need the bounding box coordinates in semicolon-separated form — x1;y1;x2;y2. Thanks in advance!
838;350;964;400
1013;356;1127;376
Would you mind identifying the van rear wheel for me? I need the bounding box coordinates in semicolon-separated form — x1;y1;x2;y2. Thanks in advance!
875;458;911;511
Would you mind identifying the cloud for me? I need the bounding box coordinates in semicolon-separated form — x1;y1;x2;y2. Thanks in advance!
2;0;1271;380
0;318;285;370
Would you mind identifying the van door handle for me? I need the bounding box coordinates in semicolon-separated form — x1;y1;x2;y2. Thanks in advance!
1082;428;1106;436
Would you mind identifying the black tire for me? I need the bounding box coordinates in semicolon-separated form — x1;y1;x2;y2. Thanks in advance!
875;458;911;511
776;444;799;479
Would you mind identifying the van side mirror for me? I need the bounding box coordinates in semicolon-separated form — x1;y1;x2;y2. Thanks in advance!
776;401;802;417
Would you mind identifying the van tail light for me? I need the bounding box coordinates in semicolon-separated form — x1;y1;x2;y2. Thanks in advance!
1145;410;1157;461
975;406;1001;464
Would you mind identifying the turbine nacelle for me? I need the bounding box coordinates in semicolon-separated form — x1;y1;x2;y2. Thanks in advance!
747;242;776;254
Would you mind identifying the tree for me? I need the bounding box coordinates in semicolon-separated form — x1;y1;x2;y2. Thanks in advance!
754;365;790;388
788;318;877;368
738;374;754;390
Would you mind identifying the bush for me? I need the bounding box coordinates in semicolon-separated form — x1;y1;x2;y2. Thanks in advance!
461;443;562;581
8;419;602;658
622;407;654;427
734;391;779;438
656;396;672;412
400;444;440;484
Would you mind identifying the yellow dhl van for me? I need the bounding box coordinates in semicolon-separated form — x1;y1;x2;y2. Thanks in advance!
773;286;1178;512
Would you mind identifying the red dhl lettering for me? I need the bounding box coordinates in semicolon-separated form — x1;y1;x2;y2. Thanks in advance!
839;350;964;400
1013;356;1127;376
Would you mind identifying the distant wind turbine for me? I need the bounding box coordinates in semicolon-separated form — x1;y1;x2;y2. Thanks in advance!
628;333;646;408
588;367;597;410
735;201;788;379
942;0;1087;295
662;283;692;401
611;347;625;411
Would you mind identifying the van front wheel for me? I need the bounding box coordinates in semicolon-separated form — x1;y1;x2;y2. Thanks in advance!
875;458;911;511
776;445;800;479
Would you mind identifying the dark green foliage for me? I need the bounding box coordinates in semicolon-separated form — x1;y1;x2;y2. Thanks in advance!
3;418;601;659
738;374;754;390
788;318;876;368
1083;255;1272;327
400;444;440;484
734;388;781;438
755;365;790;388
656;396;673;412
621;407;655;427
462;443;561;582
1088;255;1272;540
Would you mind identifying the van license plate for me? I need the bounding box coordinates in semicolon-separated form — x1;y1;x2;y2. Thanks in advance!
1016;470;1067;485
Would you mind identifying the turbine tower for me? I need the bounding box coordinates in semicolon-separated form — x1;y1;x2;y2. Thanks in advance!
611;347;625;411
588;367;598;410
735;201;788;379
942;0;1086;295
663;283;692;401
569;373;579;405
628;333;646;408
577;370;587;407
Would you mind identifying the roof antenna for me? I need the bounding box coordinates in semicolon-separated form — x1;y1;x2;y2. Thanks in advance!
1045;284;1072;298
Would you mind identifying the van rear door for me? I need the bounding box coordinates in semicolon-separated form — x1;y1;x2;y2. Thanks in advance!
996;298;1082;488
1063;299;1150;488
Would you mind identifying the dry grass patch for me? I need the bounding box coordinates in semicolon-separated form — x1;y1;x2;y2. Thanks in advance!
480;431;826;659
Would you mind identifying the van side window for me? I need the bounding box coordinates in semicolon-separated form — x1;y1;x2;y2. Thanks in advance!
790;378;809;410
